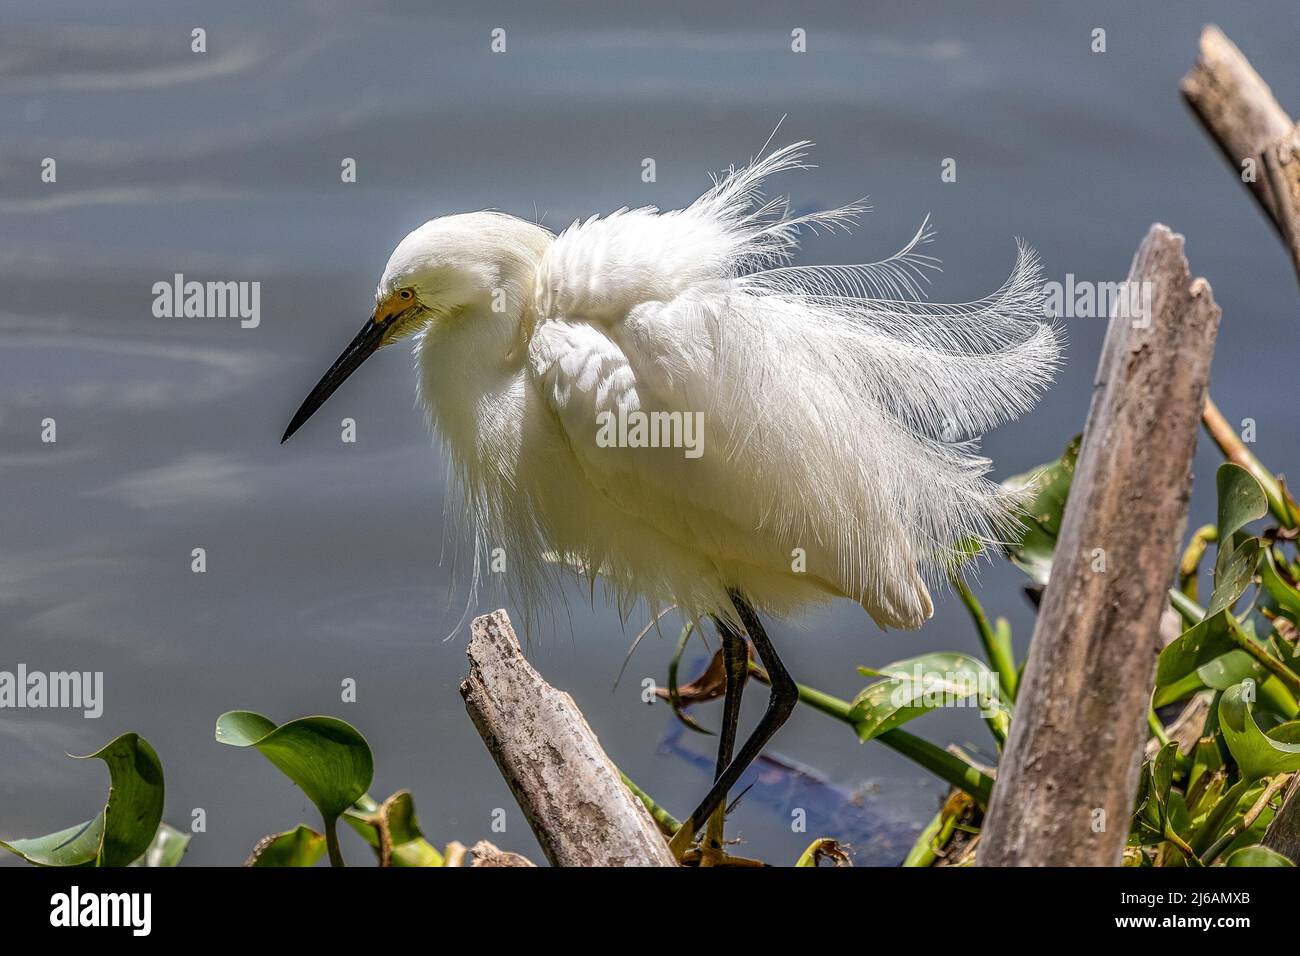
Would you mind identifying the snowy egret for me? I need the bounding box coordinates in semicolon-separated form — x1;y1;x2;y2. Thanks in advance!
282;142;1059;860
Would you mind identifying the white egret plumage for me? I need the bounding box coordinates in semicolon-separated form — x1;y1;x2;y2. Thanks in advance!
282;141;1060;860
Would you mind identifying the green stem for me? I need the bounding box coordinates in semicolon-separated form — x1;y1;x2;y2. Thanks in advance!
1178;525;1218;602
324;817;345;868
1168;587;1204;627
881;728;995;809
902;807;946;868
1147;708;1171;748
1230;630;1300;695
751;664;996;809
902;793;971;868
619;770;680;836
952;575;1018;702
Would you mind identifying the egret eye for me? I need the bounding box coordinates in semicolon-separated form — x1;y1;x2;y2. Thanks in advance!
399;289;413;300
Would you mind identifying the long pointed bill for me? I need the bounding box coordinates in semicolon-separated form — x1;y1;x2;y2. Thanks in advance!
281;314;393;443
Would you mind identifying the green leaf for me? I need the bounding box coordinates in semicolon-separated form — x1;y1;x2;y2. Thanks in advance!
131;823;190;867
0;732;164;867
1260;547;1300;621
1266;720;1300;744
1205;538;1261;618
343;791;444;867
1157;611;1239;688
1189;777;1252;856
1153;671;1209;708
1000;435;1080;584
86;733;166;867
215;712;374;824
851;653;1011;742
1218;682;1300;780
1133;743;1180;845
1223;844;1294;867
1196;650;1262;691
1216;463;1269;545
1;820;101;868
246;825;327;867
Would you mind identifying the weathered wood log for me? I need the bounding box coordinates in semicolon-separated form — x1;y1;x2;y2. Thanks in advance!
978;225;1222;866
1185;24;1294;260
460;609;677;867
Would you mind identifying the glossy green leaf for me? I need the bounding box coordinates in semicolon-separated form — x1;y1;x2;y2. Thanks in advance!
851;653;1011;742
215;711;374;824
1;820;101;868
87;733;166;866
1206;538;1261;618
1223;844;1294;867
1133;743;1180;845
1196;650;1262;690
0;732;164;867
1216;464;1269;545
1000;435;1080;584
1260;547;1300;621
1157;610;1239;688
1219;682;1300;780
1266;720;1300;744
246;824;326;867
1153;671;1208;708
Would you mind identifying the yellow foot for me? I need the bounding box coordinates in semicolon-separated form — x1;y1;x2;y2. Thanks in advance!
668;822;765;866
668;822;696;862
697;836;764;867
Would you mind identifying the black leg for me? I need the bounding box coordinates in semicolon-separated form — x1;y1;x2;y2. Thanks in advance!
713;615;749;781
675;592;798;847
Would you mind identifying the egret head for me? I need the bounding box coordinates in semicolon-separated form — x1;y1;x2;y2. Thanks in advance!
281;212;550;443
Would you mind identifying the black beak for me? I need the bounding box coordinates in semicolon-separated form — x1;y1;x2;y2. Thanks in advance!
281;314;392;443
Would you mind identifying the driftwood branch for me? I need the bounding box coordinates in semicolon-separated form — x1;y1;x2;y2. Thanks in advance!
1263;774;1300;861
460;609;677;867
978;225;1222;866
1182;24;1300;283
1263;128;1300;288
